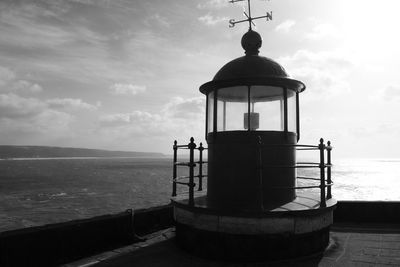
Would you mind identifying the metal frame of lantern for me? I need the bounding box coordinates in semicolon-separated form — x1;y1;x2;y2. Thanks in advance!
199;69;306;209
200;77;304;141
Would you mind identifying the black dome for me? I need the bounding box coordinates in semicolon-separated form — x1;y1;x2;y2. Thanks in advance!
199;30;306;94
213;55;288;81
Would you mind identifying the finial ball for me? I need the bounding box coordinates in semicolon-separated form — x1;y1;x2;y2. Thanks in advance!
241;30;262;55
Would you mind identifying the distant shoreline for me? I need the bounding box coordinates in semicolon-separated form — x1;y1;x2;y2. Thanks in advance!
0;145;165;159
0;156;168;161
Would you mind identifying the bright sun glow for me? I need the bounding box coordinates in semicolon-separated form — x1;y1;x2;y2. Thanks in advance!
339;0;400;58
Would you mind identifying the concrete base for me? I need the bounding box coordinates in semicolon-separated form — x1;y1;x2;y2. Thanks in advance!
176;223;330;261
172;193;336;261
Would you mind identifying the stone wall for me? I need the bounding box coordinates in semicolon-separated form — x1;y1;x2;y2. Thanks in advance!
0;204;173;267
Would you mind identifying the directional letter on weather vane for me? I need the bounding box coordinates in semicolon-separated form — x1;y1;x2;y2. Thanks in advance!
228;0;272;29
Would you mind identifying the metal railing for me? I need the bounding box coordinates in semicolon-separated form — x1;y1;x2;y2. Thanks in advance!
171;137;333;208
259;138;333;208
172;137;207;206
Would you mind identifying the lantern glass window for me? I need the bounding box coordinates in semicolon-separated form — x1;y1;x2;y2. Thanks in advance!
250;86;284;131
216;86;248;131
287;89;297;133
207;85;298;133
207;91;214;133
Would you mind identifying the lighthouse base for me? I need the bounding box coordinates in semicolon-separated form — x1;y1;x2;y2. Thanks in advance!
172;194;336;261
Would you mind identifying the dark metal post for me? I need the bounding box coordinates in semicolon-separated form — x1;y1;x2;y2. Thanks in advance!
205;94;209;140
296;92;300;142
213;91;218;133
198;142;204;191
257;136;264;211
283;87;288;133
319;138;326;208
223;101;226;131
172;140;177;197
188;137;196;206
327;141;332;199
247;86;251;131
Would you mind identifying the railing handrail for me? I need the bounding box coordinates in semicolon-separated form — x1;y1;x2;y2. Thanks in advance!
262;164;331;169
172;137;333;209
271;182;334;190
172;138;207;206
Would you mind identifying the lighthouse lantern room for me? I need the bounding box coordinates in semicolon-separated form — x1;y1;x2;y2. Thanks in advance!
171;0;336;261
200;29;304;211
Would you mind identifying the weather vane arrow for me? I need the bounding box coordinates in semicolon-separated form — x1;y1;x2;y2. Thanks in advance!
228;0;272;30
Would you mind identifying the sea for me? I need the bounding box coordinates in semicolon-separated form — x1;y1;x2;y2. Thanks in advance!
1;157;400;232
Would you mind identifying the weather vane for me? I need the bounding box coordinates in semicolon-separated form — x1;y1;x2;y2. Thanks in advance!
229;0;272;30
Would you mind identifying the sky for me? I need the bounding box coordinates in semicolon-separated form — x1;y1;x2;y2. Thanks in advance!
0;0;400;158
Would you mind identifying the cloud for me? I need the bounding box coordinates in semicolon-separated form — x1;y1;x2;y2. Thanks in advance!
0;109;73;143
99;113;129;125
0;93;45;119
66;0;111;5
46;98;98;111
98;110;167;140
0;93;73;138
373;85;400;102
281;50;354;70
99;97;204;128
305;23;340;40
145;14;170;28
97;96;206;147
198;14;228;26
110;83;146;95
385;85;400;100
29;109;73;133
197;0;228;10
162;97;205;119
0;2;112;83
0;93;97;119
0;91;106;146
279;50;354;96
11;80;43;93
0;65;44;94
275;20;296;33
0;4;75;48
0;66;16;86
99;111;161;126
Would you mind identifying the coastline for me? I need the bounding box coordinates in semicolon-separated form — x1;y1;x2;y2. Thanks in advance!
0;156;168;161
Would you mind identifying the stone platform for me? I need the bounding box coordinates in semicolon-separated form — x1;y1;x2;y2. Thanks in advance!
64;225;400;267
172;193;336;261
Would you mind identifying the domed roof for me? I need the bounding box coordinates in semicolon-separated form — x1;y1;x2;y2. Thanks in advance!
199;30;305;94
213;55;289;81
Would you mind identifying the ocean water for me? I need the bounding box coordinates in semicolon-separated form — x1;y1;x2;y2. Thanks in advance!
0;157;399;232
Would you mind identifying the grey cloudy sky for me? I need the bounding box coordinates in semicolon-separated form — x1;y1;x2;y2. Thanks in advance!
1;0;400;158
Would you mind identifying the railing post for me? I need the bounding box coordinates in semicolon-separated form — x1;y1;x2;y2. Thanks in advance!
188;137;196;206
326;140;332;199
172;140;177;197
198;142;204;191
257;136;264;211
319;138;326;208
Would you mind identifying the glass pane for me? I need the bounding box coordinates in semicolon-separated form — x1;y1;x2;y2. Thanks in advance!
250;86;284;131
207;92;214;133
287;90;297;133
226;101;248;130
217;87;248;131
217;99;224;131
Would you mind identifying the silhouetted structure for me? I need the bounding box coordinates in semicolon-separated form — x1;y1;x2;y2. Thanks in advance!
171;0;336;261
